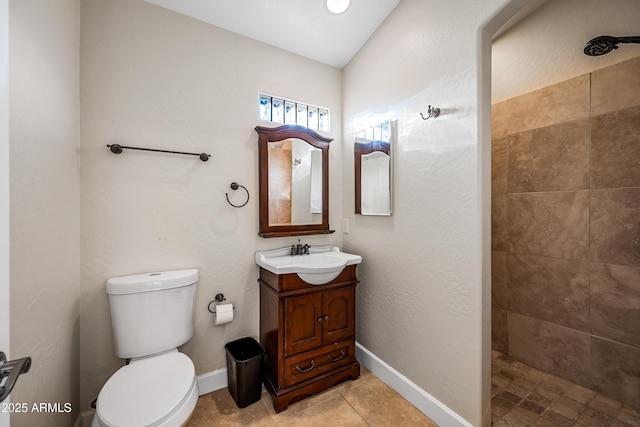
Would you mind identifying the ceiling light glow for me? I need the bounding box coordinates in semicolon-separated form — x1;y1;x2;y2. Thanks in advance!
325;0;351;14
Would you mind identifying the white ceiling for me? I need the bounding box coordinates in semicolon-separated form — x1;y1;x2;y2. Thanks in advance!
144;0;640;99
144;0;401;69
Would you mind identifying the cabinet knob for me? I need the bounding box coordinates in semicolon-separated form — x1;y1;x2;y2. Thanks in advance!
317;315;329;323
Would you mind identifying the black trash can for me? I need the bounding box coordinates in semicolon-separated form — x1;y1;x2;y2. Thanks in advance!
225;337;265;408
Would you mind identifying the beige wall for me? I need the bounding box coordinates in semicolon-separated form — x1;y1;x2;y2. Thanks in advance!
0;0;8;423
9;0;81;425
342;0;525;425
491;56;640;409
79;0;343;414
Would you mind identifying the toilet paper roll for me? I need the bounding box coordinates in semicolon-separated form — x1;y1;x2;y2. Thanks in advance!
214;303;234;326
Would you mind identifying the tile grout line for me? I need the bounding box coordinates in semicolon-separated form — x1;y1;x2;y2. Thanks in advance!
339;391;372;427
491;351;640;426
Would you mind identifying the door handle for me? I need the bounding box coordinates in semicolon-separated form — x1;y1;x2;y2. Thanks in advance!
0;352;32;402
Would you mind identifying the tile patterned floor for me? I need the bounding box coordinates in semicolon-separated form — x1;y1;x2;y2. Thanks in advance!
186;367;438;426
187;352;640;426
492;351;640;427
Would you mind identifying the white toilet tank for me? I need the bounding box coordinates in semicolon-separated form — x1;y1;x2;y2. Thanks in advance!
106;269;198;359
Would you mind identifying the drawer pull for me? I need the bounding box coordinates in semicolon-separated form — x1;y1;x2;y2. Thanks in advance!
327;350;345;362
295;360;315;373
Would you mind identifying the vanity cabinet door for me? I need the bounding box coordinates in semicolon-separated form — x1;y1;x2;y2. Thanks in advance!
284;293;322;356
323;287;355;344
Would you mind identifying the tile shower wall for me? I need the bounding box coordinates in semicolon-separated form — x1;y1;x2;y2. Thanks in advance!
491;56;640;410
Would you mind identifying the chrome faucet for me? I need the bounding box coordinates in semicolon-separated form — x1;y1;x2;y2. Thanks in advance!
291;239;310;256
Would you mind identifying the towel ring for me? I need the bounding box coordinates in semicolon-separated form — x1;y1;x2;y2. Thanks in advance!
226;182;249;208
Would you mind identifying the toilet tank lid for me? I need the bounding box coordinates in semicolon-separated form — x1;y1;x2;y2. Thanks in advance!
107;269;198;295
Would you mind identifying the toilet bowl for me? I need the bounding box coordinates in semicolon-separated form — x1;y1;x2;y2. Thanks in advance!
92;350;198;427
92;269;200;427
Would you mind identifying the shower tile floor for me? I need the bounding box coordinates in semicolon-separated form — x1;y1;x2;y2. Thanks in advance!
491;351;640;427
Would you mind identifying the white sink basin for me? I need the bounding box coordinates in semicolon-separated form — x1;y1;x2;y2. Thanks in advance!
255;246;362;285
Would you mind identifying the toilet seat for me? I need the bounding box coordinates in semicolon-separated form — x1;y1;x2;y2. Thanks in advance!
96;351;197;427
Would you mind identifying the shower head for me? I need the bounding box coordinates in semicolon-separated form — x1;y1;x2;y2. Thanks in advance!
584;35;640;56
584;36;618;56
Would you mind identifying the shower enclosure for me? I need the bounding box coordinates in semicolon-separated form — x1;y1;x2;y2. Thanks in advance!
491;55;640;412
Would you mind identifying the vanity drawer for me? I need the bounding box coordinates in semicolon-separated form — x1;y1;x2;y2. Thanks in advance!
283;340;355;387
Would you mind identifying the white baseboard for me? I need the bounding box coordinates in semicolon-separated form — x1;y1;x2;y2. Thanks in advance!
196;367;228;395
355;342;473;427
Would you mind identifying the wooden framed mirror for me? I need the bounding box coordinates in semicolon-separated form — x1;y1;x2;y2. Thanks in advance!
256;125;334;238
354;139;391;215
354;119;393;216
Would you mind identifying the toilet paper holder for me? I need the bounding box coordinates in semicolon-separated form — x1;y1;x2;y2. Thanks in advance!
207;293;236;314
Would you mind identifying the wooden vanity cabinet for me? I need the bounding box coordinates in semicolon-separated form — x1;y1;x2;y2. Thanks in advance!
259;264;360;412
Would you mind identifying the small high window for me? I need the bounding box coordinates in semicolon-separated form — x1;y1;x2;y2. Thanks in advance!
259;93;330;132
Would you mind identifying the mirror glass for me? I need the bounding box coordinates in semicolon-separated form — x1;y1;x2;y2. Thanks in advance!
256;125;334;238
354;120;393;216
267;138;322;225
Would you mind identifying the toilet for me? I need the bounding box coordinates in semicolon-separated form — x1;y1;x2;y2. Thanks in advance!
92;269;200;427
